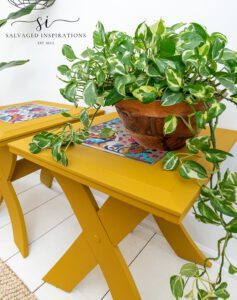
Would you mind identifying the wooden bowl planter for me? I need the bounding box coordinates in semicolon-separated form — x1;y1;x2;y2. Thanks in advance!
115;100;205;151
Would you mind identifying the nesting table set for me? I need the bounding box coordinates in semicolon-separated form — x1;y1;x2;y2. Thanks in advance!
0;103;237;299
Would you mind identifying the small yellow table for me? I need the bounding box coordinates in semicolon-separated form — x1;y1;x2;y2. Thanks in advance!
0;100;104;258
8;113;237;300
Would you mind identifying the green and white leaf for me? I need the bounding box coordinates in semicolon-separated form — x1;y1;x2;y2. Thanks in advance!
170;276;184;299
180;263;199;277
163;115;178;135
179;160;208;180
83;81;97;106
132;86;158;103
165;67;183;92
186;136;210;154
161;90;184;106
163;152;179;170
62;45;77;62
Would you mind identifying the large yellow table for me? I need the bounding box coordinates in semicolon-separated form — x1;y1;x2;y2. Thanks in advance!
0;100;103;258
8;113;237;299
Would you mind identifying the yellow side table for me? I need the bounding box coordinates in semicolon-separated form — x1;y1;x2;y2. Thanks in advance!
0;100;104;257
8;113;237;300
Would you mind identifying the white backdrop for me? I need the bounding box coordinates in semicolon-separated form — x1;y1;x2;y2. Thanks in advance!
0;0;237;129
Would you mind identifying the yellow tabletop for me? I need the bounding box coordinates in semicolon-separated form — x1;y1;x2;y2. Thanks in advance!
0;100;102;146
8;112;237;222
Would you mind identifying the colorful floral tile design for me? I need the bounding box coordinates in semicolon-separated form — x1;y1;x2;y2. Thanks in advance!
0;103;67;124
83;118;167;165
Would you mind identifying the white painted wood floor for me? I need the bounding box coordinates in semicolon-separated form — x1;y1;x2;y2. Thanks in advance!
0;171;237;299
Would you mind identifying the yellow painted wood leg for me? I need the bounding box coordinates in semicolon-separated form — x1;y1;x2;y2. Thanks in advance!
52;174;141;300
40;168;54;188
44;233;97;292
0;193;3;205
155;217;211;267
0;147;28;257
44;197;147;292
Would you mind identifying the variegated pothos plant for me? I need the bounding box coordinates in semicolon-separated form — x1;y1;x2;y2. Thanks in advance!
30;20;237;299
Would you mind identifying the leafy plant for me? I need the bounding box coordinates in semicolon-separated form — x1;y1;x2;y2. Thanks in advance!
29;20;237;299
0;3;36;71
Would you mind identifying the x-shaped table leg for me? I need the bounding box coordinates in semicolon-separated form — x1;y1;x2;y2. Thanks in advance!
44;173;208;298
0;147;28;257
45;174;142;299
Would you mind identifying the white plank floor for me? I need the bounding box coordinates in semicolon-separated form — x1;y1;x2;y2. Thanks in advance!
0;172;236;299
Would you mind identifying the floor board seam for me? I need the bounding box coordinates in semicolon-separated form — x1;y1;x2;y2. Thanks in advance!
0;191;64;230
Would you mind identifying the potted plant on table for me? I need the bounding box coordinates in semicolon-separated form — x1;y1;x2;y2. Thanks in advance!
30;20;237;299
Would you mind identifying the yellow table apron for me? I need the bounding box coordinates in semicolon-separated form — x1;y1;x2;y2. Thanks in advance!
0;100;104;257
8;112;237;300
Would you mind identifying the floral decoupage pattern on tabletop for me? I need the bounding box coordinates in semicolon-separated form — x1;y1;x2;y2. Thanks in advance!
83;118;166;164
0;103;67;124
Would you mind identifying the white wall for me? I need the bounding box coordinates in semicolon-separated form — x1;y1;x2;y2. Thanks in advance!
0;0;237;128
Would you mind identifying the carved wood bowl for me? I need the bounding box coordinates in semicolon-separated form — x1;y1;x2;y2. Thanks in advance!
115;99;205;151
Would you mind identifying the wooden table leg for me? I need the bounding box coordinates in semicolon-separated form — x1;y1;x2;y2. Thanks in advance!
47;174;142;300
0;147;28;257
154;217;210;266
44;196;147;292
40;168;54;188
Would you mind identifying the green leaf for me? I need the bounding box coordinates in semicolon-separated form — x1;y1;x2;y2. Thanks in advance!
215;288;230;299
164;115;178;135
185;290;195;299
191;23;208;40
132;86;158;103
188;84;214;100
0;60;29;71
161;90;184;106
83;81;97;106
0;3;35;28
204;149;233;163
156;18;166;36
163;152;179;170
108;57;126;75
198;202;221;223
160;37;176;58
29;143;41;154
79;109;90;129
180;263;199;277
217;75;237;94
58;65;70;76
135;22;153;46
99;128;115;139
179;160;208;180
61;111;72;118
115;74;136;96
178;32;203;50
197;289;208;300
195;111;207;129
93;21;106;47
165;67;183;92
212;37;226;60
186;136;210;154
104;89;124;106
61;151;68;167
62;45;77;62
229;263;237;275
207;102;226;120
226;218;237;233
170;275;184;299
211;199;237;218
60;81;77;104
222;48;237;61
